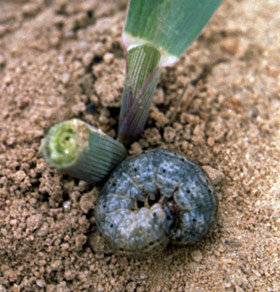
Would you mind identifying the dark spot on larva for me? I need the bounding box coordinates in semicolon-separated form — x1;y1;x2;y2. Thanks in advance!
192;218;196;222
134;168;137;172
186;189;190;194
103;204;106;209
112;182;116;187
110;224;114;228
162;168;166;173
137;200;144;208
180;158;185;162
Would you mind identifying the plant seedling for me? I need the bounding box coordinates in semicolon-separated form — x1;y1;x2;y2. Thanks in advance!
42;0;222;183
117;0;222;144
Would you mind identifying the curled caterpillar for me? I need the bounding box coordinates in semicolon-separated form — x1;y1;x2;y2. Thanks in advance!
95;149;218;257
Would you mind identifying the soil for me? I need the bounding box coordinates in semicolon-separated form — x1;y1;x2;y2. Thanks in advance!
0;0;279;291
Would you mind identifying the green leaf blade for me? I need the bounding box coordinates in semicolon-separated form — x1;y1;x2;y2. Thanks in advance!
124;0;222;65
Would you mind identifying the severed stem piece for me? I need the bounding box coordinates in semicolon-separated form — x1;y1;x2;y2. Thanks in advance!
42;119;127;184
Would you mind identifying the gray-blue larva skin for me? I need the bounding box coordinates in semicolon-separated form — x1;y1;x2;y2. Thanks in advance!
95;149;218;257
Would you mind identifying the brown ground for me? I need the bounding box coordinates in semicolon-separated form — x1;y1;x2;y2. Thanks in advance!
0;0;279;291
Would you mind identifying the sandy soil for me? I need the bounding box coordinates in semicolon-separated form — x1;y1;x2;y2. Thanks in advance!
0;0;279;291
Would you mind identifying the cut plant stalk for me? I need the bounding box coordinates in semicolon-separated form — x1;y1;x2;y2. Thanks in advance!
118;0;222;144
42;119;126;184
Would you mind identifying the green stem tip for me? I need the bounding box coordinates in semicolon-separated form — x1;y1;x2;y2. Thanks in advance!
42;119;127;184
